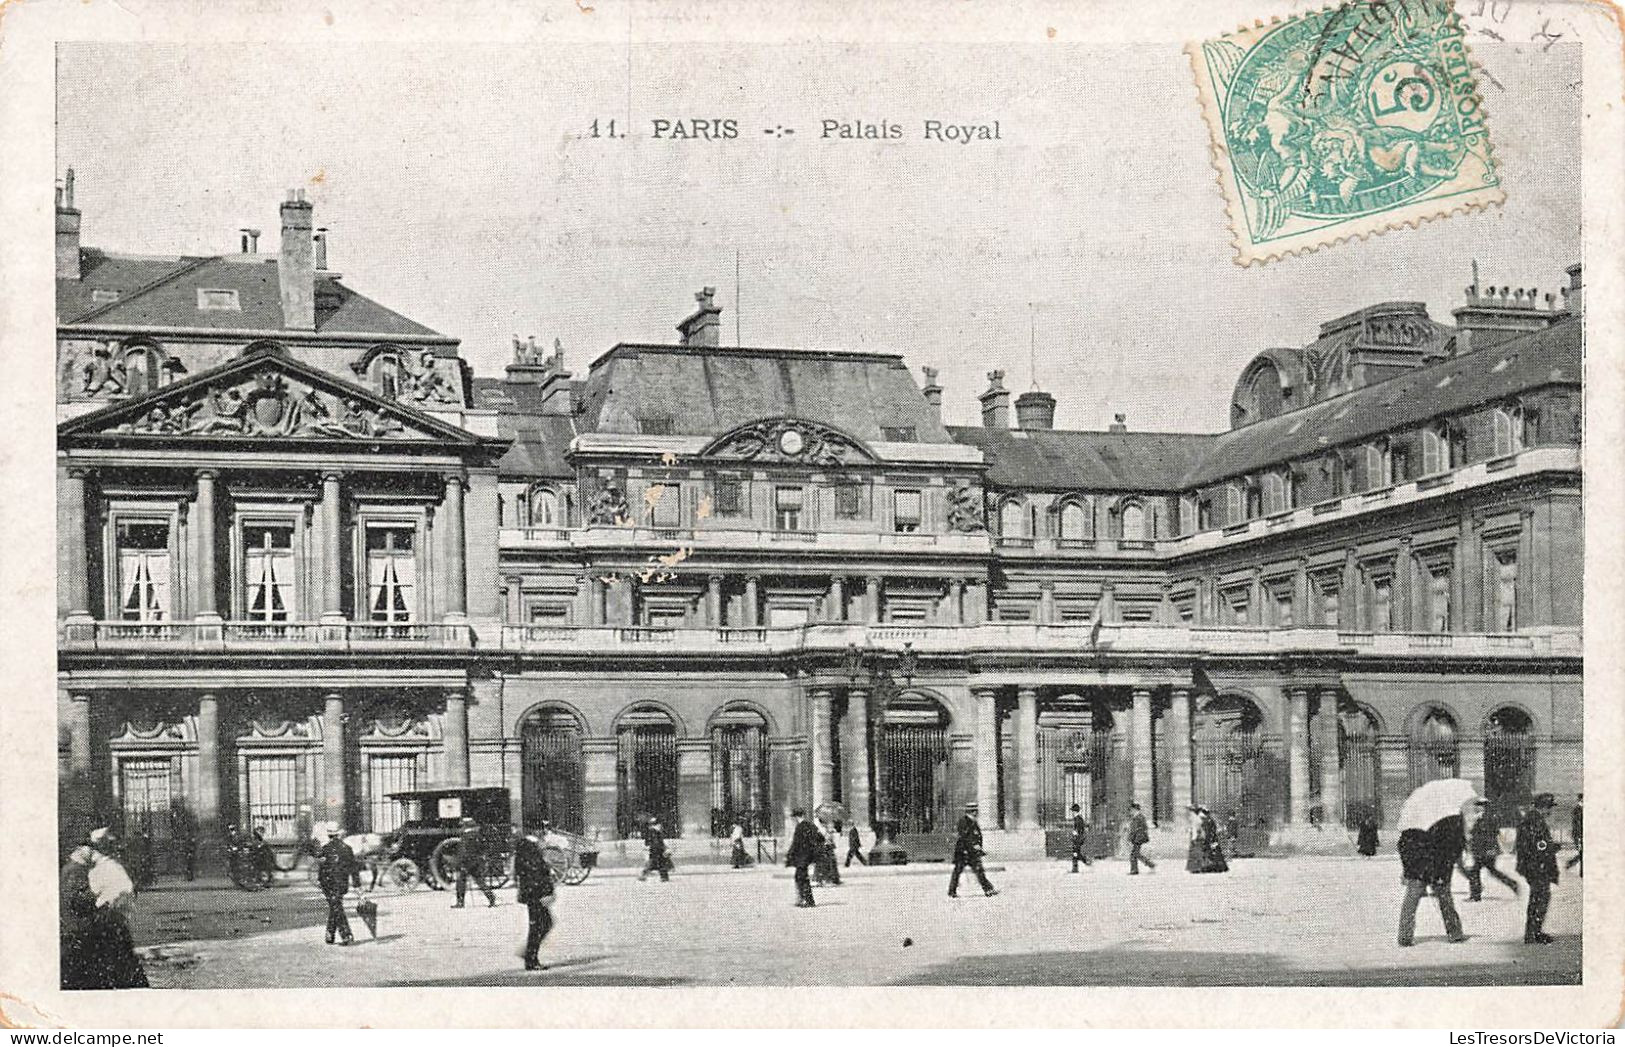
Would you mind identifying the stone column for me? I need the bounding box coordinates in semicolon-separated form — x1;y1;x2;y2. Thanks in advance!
194;469;219;617
677;738;712;839
1342;549;1360;628
1394;538;1413;632
743;575;760;628
1038;583;1056;624
865;576;882;623
1016;686;1040;830
442;474;467;619
504;576;523;624
946;578;965;626
1169;686;1194;828
582;739;619;840
320;472;345;621
827;576;845;622
320;694;346;830
844;690;872;827
443;690;470;786
62;467;92;617
810;688;834;810
1131;686;1154;814
974;688;999;827
707;574;724;627
195;694;221;868
1316;689;1343;826
591;576;607;625
62;692;95;841
1288;687;1311;824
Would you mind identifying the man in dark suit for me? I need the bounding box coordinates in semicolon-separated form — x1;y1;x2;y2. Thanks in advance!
844;823;868;867
787;808;821;908
452;817;497;908
1460;800;1517;901
316;826;361;945
949;805;998;898
1516;793;1560;944
1565;794;1583;875
513;831;557;971
1127;802;1156;874
638;817;671;882
1068;804;1092;872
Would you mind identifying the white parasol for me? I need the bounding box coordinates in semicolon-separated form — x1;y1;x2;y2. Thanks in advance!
1396;777;1481;832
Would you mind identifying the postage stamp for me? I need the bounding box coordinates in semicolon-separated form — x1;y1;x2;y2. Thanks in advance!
1187;0;1504;264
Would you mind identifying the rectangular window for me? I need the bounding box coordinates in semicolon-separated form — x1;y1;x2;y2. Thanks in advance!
1272;590;1294;627
880;426;917;442
1244;482;1263;520
365;525;416;623
645;605;688;628
835;482;862;519
528;603;571;623
1263;474;1285;514
367;755;418;833
893;490;922;533
996;604;1034;622
196;288;241;311
244;755;298;842
766;605;810;628
1390;443;1410;483
1197;498;1213;531
243;523;295;622
1492;409;1516;456
1370;577;1393;632
116;521;171;622
713;477;743;516
774;487;803;531
1493;551;1518;631
1316;581;1341;628
646;484;681;527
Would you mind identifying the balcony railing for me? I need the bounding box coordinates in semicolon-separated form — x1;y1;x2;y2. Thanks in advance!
61;619;474;652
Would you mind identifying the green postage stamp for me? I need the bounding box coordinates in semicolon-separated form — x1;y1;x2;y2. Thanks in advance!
1187;0;1503;264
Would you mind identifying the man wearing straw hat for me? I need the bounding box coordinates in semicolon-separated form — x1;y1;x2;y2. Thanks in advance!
316;823;361;946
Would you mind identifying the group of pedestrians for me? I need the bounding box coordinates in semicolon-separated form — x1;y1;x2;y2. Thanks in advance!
59;827;148;989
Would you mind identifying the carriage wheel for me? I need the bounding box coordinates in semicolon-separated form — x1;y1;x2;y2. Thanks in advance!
541;845;569;880
389;858;423;891
560;859;591;886
430;838;461;888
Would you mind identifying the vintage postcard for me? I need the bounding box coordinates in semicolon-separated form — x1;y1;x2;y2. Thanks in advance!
0;0;1620;1031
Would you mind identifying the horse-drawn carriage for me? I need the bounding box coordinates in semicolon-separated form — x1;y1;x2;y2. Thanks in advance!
340;787;597;891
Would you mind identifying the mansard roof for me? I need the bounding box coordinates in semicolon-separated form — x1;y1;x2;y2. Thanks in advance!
948;427;1215;491
58;250;448;340
492;414;577;479
1184;315;1581;487
58;344;504;453
574;343;956;443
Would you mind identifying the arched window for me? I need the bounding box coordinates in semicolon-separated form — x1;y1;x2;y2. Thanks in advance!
369;350;403;399
1262;473;1285;514
1422;423;1453;475
529;486;562;528
999;499;1027;538
1058;500;1091;541
1492;406;1525;457
1120;502;1146;540
1408;707;1460;788
120;344;165;397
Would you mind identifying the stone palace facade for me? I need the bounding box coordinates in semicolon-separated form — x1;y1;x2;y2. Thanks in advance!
56;177;1583;868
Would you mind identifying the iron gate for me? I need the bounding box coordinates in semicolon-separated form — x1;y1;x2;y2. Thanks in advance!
1407;738;1460;791
1038;728;1125;854
879;725;947;834
118;757;178;876
522;710;585;834
710;725;770;836
1339;731;1381;828
1483;735;1537;827
617;726;679;838
1192;733;1283;853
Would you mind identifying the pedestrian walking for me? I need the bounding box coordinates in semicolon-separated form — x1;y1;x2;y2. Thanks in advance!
729;822;752;868
1516;793;1560;944
171;803;197;881
1357;812;1380;856
638;817;671;882
948;805;998;898
1564;794;1582;875
85;828;148;987
845;823;868;867
316;825;361;946
452;816;497;907
1067;804;1093;872
1395;778;1473;947
1127;802;1156;874
787;808;821;908
59;845;99;989
513;831;556;971
1186;806;1228;873
1459;801;1517;901
819;822;843;886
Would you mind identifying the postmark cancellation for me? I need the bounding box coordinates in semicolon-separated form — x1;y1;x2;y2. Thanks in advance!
1187;0;1504;264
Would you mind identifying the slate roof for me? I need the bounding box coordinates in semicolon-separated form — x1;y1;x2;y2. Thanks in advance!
493;414;577;479
949;427;1215;491
575;344;955;443
1182;315;1581;486
58;250;447;339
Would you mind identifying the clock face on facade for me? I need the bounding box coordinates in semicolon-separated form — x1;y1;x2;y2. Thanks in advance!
778;428;804;456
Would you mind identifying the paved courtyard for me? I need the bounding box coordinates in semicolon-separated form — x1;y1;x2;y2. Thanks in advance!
125;855;1581;988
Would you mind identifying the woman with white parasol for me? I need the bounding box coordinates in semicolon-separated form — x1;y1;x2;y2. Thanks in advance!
1395;777;1480;947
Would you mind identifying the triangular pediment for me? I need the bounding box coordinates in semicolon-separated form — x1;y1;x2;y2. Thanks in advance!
59;346;485;446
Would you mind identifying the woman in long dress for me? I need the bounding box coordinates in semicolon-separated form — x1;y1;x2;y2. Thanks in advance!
1201;809;1230;873
1186;806;1208;872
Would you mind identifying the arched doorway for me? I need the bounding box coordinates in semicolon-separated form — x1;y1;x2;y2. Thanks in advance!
521;705;585;834
1037;696;1126;855
877;692;950;834
615;704;679;839
1408;707;1460;790
1483;707;1536;827
1192;693;1282;852
1338;706;1382;828
709;706;770;837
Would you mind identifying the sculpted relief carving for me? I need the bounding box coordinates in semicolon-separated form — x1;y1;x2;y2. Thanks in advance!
118;369;408;439
704;418;870;467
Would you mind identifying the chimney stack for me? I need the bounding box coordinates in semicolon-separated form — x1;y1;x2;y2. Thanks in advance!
239;228;261;254
979;370;1010;429
1452;262;1567;355
921;367;943;420
1015;390;1056;430
677;287;722;347
314;227;329;271
278;189;315;331
1109;413;1128;433
1563;263;1582;317
56;168;82;281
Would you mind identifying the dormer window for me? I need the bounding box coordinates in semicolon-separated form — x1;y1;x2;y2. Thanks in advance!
880;426;917;442
1059;500;1092;541
1224;485;1243;525
1493;405;1527;456
1119;501;1146;540
1422;423;1453;476
196;288;241;312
